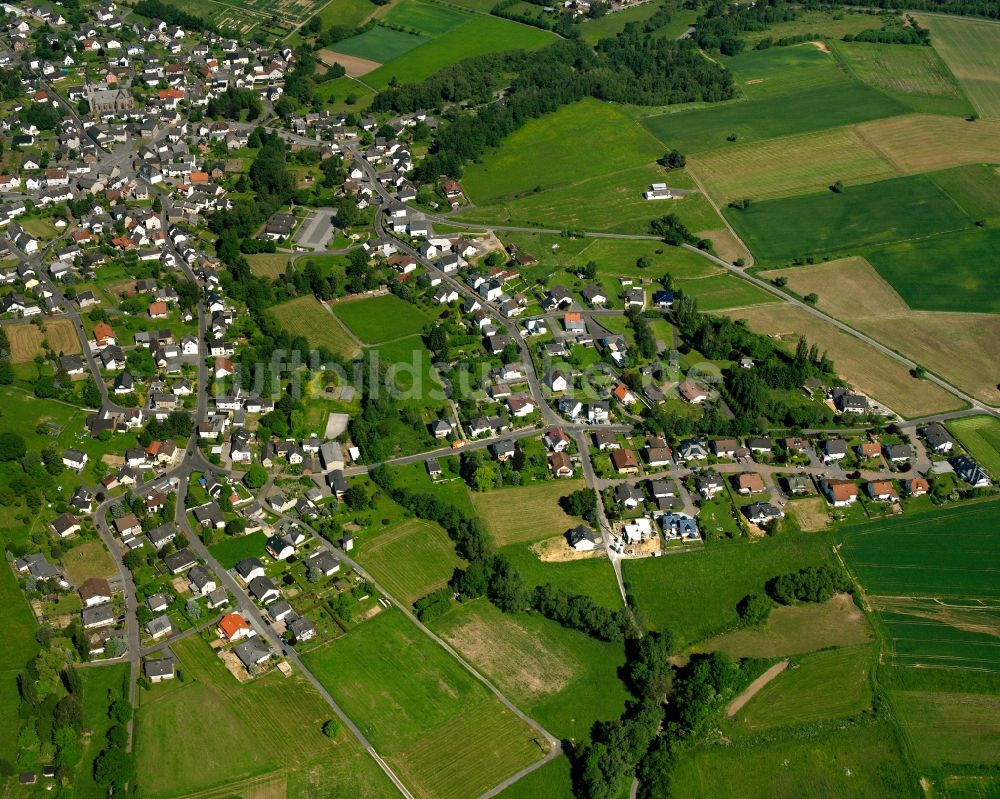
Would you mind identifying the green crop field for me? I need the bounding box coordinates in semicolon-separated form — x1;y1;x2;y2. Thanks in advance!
303;609;545;799
313;0;377;28
271;295;361;359
918;15;1000;120
834;40;972;117
209;531;267;569
332;294;430;344
462;99;664;203
365;15;553;89
670;720;918;798
471;480;589;546
495;754;574;799
381;0;470;35
947;416;1000;479
623;533;837;646
841;502;1000;672
734;645;875;733
75;664;130;799
331;25;429;62
136;636;395;799
355;518;464;604
940;777;1000;799
642;77;906;155
726;174;972;264
431;599;629;740
930;163;1000;221
674;273;777;311
866;226;1000;314
892;690;1000;768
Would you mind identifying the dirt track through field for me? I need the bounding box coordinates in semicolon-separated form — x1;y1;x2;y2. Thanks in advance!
726;660;789;717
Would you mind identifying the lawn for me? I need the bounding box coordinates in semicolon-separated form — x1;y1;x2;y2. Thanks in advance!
833;39;973;117
641;75;907;155
136;636;394;799
690;125;896;203
209;531;267;569
947;416;1000;479
725;174;972;264
365;15;554;89
329;25;429;62
891;690;1000;768
332;293;430;344
74;663;130;799
669;720;917;798
470;479;589;546
61;539;118;585
354;518;464;604
721;304;965;417
695;593;871;659
271;295;362;360
917;14;1000;119
431;598;630;741
841;502;1000;673
623;533;837;646
865;226;1000;315
303;609;545;799
758;257;1000;405
733;645;875;733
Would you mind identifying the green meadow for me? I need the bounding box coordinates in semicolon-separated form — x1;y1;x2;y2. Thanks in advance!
331;26;429;62
332;294;430;344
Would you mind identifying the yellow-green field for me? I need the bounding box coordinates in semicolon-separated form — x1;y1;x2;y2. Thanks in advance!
247;252;292;277
855;113;1000;172
355;518;464;604
7;319;81;362
471;480;589;546
61;540;118;585
270;295;361;359
918;14;1000;119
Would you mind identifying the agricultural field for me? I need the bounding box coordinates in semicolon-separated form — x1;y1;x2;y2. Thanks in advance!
623;533;837;646
303;609;546;799
865;226;1000;316
853;113;1000;174
840;502;1000;672
669;720;918;798
495;755;574;799
725;174;972;264
136;636;395;799
500;542;623;610
738;9;885;48
270;295;362;359
696;593;871;659
470;479;589;546
689;125;896;203
641;57;906;154
929;163;1000;221
354;518;464;604
721;304;964;418
332;293;430;344
674;273;777;311
311;0;377;30
364;15;554;89
732;645;875;733
430;598;630;740
7;319;81;363
329;25;429;63
947;416;1000;479
372;335;445;405
759;257;1000;404
380;0;469;35
891;690;1000;768
833;40;972;116
917;14;1000;119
